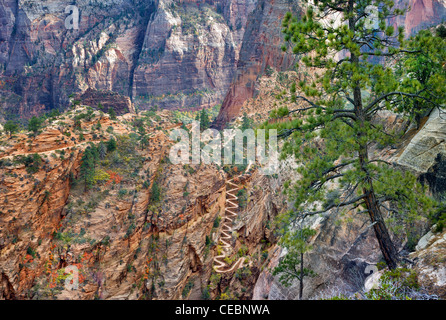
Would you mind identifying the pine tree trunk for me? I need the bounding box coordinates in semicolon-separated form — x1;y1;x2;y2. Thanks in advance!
359;145;399;269
349;32;400;269
363;180;399;269
299;252;304;300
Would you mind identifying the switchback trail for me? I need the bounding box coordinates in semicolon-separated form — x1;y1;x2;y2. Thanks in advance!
213;164;252;273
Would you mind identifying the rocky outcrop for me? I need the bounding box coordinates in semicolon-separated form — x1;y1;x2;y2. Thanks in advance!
410;228;446;299
397;108;446;174
76;88;135;115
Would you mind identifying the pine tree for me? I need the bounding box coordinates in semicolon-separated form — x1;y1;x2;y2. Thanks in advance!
74;118;82;131
98;141;107;160
266;1;443;269
80;147;95;192
150;179;161;203
397;28;446;127
199;108;210;130
107;137;117;152
28;116;43;136
4;120;19;138
273;226;316;300
89;143;100;168
108;107;117;120
241;112;253;130
139;134;150;150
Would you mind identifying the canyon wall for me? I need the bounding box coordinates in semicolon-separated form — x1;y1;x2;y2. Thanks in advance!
0;0;445;124
213;0;300;129
391;0;446;36
0;0;257;120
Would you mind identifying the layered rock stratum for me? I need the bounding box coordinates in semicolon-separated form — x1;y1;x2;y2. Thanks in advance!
0;0;257;119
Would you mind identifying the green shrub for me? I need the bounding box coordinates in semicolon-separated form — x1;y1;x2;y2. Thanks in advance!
201;286;211;300
118;188;128;198
26;246;36;258
150;180;161;203
182;279;194;298
429;203;446;233
365;268;419;300
235;267;252;280
213;216;221;228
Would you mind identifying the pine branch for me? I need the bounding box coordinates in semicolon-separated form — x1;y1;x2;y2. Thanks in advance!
365;92;443;113
299;194;367;219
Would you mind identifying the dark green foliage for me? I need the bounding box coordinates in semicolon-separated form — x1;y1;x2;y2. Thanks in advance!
89;143;100;165
213;216;221;228
235;267;252;280
182;279;194;298
139;134;150;150
108;107;117;120
85;109;95;122
132;118;145;133
98;141;107;160
436;25;446;39
47;109;60;119
240;112;254;130
237;188;248;209
26;153;42;174
364;268;420;300
429;203;446;233
396;29;446;126
74;135;144;194
13;153;42;174
95;121;102;131
269;106;289;119
28;116;43;135
265;65;274;77
74;109;94;123
79;146;96;192
4;120;19;137
273;227;316;298
142;180;151;189
118;188;128;198
26;246;36;259
199;108;210;130
201;286;211;300
106;137;117;152
150;179;161;203
74;118;82;130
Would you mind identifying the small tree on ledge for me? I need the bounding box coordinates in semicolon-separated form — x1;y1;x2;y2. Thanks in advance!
273;226;316;300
